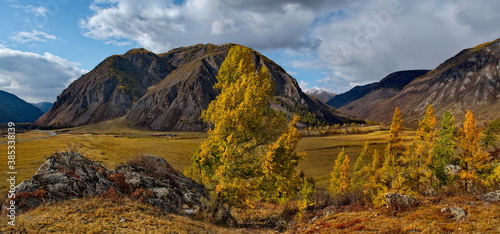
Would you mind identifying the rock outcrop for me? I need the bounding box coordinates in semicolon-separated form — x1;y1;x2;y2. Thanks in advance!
441;207;468;221
2;152;230;223
384;193;419;210
478;190;500;202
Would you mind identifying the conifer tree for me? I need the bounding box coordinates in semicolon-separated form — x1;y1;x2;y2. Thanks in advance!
409;104;437;192
331;148;348;194
458;110;491;192
352;141;369;191
189;45;291;208
431;111;457;187
261;115;305;200
380;107;409;193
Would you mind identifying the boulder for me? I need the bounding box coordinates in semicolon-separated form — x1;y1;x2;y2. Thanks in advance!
2;152;233;225
478;190;500;202
384;193;419;210
440;207;467;221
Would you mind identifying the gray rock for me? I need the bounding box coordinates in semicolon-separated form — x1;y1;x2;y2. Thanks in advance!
478;190;500;202
441;207;467;221
1;152;231;224
384;193;419;210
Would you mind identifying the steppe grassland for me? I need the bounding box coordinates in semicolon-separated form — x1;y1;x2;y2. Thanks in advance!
0;125;397;196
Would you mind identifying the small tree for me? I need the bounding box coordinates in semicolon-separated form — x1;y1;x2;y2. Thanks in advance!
457;110;491;192
331;148;350;195
431;111;458;188
481;118;500;149
261;115;305;200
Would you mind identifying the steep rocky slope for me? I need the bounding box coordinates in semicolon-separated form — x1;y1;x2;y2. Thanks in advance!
33;49;171;128
366;38;500;125
338;70;429;120
127;44;346;131
34;44;348;130
0;90;43;123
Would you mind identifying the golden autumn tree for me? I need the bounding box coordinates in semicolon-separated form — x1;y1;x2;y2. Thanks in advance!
380;107;409;193
330;148;351;195
457;110;491;192
408;104;437;192
189;45;306;208
261;115;305;200
351;141;370;191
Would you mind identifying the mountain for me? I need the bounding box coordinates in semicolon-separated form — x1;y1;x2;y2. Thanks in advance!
326;83;378;109
304;88;336;103
0;90;43;123
362;38;500;125
337;70;430;120
34;44;349;131
31;102;53;113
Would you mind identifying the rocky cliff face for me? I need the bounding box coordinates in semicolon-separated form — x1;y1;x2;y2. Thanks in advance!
34;44;348;131
127;44;347;131
34;49;171;128
366;39;500;125
337;70;429;121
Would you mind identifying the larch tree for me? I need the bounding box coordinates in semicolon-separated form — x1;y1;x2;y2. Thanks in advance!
458;110;491;192
380;107;409;193
409;104;437;192
431;111;458;187
352;141;370;191
331;148;349;195
189;45;295;208
261;115;305;200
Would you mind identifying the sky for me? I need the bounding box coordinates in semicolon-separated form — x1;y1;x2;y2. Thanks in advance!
0;0;499;103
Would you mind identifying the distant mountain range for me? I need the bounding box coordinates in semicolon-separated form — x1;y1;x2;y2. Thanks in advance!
328;38;500;126
34;44;349;131
31;102;53;113
327;70;430;118
0;90;43;123
304;88;336;103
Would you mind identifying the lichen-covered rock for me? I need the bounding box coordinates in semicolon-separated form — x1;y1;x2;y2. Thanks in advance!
441;207;468;221
1;152;231;225
478;190;500;202
384;193;419;210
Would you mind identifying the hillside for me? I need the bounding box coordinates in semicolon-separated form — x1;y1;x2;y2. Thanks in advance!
0;90;43;123
365;38;500;125
34;44;348;131
337;70;430;120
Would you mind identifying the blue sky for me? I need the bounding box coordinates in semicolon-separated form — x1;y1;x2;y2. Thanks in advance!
1;0;499;103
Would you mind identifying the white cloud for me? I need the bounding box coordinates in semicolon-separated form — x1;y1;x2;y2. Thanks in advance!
0;48;87;102
9;30;58;43
313;0;500;85
78;0;500;93
79;0;335;53
9;4;48;16
298;80;309;89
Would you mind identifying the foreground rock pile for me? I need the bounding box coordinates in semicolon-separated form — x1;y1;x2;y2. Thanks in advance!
2;151;233;224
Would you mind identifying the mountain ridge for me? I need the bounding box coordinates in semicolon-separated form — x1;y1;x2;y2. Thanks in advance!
34;43;350;130
0;90;43;123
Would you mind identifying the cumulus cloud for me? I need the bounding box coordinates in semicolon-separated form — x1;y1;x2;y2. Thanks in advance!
0;48;87;102
313;0;500;85
79;0;343;52
79;0;500;92
9;30;58;43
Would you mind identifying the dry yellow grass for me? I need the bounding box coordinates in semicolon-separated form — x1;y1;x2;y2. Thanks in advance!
0;198;267;233
292;196;500;233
